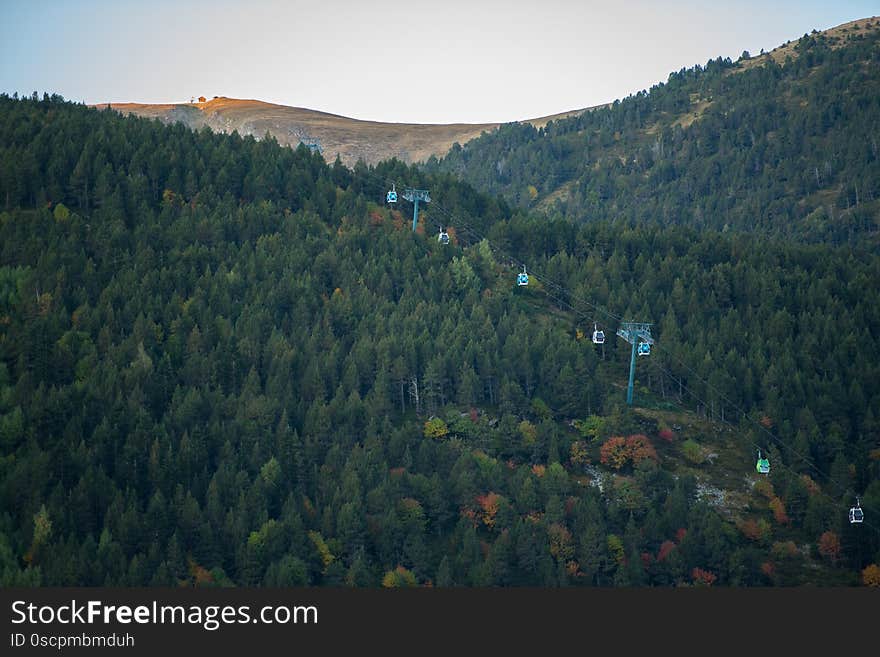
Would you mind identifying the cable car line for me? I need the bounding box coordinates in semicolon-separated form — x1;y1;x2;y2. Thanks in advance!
645;354;877;534
416;184;874;530
350;170;873;531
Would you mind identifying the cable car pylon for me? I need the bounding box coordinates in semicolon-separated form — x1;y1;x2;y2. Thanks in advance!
616;322;654;406
402;188;430;232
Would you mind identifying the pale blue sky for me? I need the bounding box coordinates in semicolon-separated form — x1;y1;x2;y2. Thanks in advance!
1;0;877;123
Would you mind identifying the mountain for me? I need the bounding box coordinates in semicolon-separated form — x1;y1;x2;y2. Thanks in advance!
427;17;880;244
98;96;587;167
1;94;879;588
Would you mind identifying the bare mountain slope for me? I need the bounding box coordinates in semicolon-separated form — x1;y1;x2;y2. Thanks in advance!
100;96;588;166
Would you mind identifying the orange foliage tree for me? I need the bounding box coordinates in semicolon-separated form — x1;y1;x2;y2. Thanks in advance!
657;540;676;562
818;531;841;563
570;440;591;468
548;523;574;562
600;436;629;469
475;492;502;529
737;517;771;542
626;434;658;464
799;474;820;496
769;496;790;525
691;567;717;586
599;435;658;470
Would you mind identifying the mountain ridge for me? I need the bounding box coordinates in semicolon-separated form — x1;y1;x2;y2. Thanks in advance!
96;95;592;167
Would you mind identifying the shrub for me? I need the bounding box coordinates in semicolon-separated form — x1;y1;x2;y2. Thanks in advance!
681;439;703;464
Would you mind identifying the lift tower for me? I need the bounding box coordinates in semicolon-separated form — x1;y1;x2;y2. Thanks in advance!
403;188;430;232
616;322;654;406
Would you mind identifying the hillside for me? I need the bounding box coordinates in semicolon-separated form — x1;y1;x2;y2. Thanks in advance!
99;96;588;167
428;17;880;244
1;95;879;587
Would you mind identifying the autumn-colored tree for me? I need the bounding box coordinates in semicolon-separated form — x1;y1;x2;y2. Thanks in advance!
862;564;880;587
460;508;478;527
570;440;591;468
531;464;546;478
769;496;790;525
308;531;335;571
799;474;820;496
188;558;214;586
737;517;771;542
25;505;52;565
548;523;574;562
691;567;717;586
626;434;657;464
657;540;676;562
658;427;674;443
423;416;449;439
382;565;418;587
600;436;629;470
33;504;52;547
818;531;841;563
675;528;687;543
475;492;502;529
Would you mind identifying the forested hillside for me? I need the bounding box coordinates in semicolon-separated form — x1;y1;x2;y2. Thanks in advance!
428;20;880;244
1;96;878;587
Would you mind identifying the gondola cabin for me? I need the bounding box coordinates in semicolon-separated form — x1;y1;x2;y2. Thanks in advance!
517;266;529;286
386;184;397;203
756;450;770;475
438;227;450;245
592;323;605;345
637;342;651;356
850;498;864;524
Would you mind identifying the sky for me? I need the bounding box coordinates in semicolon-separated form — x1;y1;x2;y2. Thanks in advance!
1;0;877;124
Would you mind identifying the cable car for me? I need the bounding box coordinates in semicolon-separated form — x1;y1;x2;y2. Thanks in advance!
438;226;450;245
592;323;605;345
850;497;864;524
756;450;770;475
637;341;651;356
386;184;397;204
517;265;529;286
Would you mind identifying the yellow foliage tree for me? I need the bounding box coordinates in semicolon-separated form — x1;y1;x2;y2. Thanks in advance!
382;566;418;587
519;420;537;447
570;440;591;468
308;531;335;570
423;417;448;439
862;564;880;587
